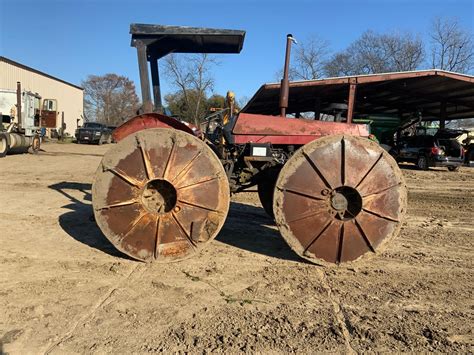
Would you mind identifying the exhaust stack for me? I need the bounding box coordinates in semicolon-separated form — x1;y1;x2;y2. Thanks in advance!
279;34;297;117
16;82;22;127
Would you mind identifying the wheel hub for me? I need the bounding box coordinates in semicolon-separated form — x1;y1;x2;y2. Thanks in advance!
329;186;362;220
330;192;348;211
141;179;177;214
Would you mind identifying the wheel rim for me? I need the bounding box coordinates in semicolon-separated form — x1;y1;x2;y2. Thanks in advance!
418;157;426;170
93;128;230;262
32;136;40;152
0;136;7;154
274;135;407;264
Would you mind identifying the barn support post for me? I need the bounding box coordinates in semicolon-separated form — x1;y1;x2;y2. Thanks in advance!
314;97;321;120
150;57;163;113
136;42;153;113
439;100;447;129
347;79;357;123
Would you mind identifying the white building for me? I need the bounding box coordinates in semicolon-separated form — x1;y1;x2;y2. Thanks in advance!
0;56;84;136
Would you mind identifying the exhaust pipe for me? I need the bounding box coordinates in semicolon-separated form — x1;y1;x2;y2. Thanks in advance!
279;34;297;117
16;82;22;127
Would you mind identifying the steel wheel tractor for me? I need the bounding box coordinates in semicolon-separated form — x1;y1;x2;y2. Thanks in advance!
92;25;407;265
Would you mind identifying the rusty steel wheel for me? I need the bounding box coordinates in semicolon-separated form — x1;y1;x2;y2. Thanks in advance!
274;135;407;265
92;128;230;262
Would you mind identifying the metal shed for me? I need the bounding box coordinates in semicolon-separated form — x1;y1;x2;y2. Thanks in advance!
242;70;474;126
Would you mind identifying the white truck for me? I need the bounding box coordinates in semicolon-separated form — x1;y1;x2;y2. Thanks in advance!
0;82;41;157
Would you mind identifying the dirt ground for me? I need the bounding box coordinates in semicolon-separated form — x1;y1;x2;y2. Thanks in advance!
0;142;472;354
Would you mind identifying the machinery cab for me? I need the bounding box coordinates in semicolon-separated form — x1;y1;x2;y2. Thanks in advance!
0;86;41;136
22;91;42;136
41;98;58;129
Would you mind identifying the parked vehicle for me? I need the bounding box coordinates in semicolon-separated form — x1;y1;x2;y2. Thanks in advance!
390;130;464;171
0;82;41;158
75;122;112;145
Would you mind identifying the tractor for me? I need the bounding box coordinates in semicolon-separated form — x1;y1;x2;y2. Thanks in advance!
92;24;407;265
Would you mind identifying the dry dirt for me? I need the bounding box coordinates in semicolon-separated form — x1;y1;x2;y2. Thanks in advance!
0;142;473;354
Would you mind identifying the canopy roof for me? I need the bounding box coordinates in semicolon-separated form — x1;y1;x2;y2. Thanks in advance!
242;70;474;121
130;24;245;60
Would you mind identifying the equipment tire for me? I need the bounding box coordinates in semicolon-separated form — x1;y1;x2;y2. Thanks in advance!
273;135;407;265
257;167;280;218
92;128;230;262
30;135;41;154
417;155;429;170
0;133;9;158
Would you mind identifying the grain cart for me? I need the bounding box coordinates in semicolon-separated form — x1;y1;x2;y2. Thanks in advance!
92;24;407;265
0;82;41;157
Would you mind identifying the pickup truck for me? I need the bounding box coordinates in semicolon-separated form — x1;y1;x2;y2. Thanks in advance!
75;122;112;145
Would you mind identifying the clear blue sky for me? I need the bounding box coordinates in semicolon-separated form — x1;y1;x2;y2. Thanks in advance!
1;0;473;102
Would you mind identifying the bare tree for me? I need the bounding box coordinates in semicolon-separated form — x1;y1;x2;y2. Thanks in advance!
163;53;218;125
275;35;330;81
429;17;474;73
293;36;331;80
324;30;424;77
383;32;424;71
324;53;354;77
82;74;139;125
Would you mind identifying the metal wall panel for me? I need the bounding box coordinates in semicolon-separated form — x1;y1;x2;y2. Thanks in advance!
0;60;84;135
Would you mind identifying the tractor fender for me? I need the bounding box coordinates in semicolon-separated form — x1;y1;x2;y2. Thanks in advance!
112;113;197;143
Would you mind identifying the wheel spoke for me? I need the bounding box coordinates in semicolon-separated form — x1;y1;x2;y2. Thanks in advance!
355;153;383;188
302;151;333;190
96;199;139;210
106;166;143;188
137;136;155;180
340;138;346;186
178;199;221;213
154;216;161;258
354;218;376;253
119;212;148;242
286;208;325;224
177;176;219;191
362;183;401;198
337;223;344;264
362;208;400;223
304;220;333;253
171;150;202;184
171;212;196;249
172;212;197;248
162;138;176;180
283;187;326;201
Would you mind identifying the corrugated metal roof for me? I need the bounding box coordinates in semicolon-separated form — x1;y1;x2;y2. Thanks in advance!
243;70;474;121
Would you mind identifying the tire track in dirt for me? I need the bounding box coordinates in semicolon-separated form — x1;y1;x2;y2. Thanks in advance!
317;268;357;354
43;263;145;354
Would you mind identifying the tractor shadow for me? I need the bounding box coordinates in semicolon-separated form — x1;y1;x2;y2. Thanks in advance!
217;202;303;263
48;181;132;260
49;181;302;263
